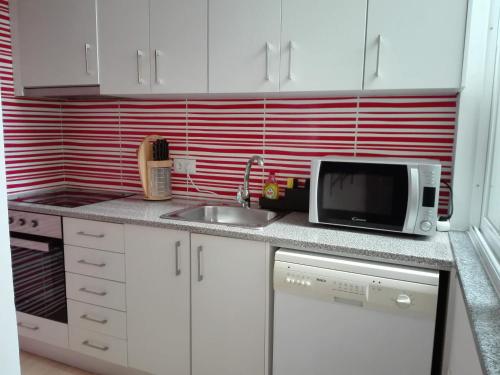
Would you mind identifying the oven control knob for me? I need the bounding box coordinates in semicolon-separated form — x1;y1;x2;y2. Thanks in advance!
9;217;13;224
18;218;26;226
31;220;39;228
420;220;432;232
395;294;412;309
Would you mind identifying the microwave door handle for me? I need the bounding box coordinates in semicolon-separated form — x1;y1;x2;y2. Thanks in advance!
405;167;420;231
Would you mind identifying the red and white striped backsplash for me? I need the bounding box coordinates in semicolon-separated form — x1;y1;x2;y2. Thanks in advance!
0;0;456;213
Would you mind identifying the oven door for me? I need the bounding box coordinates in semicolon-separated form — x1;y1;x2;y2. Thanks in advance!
311;161;409;232
10;233;67;323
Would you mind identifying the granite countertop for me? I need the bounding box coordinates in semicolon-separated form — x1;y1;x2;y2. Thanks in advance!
8;195;454;270
449;232;500;375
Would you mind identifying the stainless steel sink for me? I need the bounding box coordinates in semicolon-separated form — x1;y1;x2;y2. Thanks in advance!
160;205;286;229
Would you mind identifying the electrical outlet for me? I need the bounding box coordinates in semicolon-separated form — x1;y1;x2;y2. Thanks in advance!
174;158;196;174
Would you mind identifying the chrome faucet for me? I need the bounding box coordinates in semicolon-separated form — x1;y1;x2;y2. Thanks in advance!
237;155;265;208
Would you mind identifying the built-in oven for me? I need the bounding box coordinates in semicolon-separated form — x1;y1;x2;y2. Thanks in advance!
309;156;441;236
9;210;67;324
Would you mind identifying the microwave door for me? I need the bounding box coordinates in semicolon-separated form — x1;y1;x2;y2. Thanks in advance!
315;162;409;232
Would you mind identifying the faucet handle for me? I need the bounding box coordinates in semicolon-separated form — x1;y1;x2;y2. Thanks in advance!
236;185;250;207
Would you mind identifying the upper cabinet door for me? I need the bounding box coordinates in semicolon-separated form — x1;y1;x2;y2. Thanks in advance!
209;0;281;93
364;0;467;90
17;0;98;88
98;0;151;95
280;0;367;92
150;0;207;94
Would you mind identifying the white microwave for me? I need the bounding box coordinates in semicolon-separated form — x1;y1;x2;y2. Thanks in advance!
309;157;441;236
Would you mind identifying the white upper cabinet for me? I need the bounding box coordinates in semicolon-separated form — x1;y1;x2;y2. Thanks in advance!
280;0;367;92
363;0;467;90
209;0;281;93
150;0;207;93
191;234;270;375
16;0;98;88
97;0;151;95
125;225;190;375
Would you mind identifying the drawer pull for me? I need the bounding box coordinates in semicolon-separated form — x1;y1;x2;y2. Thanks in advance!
80;314;108;325
79;287;107;296
175;240;181;276
77;231;105;238
18;322;39;331
82;340;109;352
78;259;106;268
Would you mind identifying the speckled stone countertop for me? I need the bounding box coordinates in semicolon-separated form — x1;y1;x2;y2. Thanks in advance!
449;232;500;375
9;195;454;270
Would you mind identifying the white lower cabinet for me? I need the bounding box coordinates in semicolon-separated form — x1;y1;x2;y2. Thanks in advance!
125;225;191;375
125;227;271;375
191;234;270;375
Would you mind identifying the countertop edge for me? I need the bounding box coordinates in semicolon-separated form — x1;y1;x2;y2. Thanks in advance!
449;232;500;375
8;201;455;271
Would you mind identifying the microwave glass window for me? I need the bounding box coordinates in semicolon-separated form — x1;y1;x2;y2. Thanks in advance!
317;162;408;231
322;173;395;215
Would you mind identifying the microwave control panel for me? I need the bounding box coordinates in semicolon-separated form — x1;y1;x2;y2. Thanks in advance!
415;165;441;234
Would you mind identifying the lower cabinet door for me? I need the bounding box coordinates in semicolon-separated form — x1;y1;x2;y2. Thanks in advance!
191;234;270;375
125;225;190;375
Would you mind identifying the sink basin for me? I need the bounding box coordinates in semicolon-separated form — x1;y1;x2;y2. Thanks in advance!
160;205;285;229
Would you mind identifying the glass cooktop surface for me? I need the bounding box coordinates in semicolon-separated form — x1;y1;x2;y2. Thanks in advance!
12;188;134;208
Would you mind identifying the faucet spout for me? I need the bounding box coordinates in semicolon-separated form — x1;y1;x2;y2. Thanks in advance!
237;155;265;208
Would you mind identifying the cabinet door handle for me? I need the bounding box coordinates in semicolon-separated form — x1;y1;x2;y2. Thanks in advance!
265;42;272;81
288;41;296;81
197;245;203;282
84;43;91;75
175;240;181;276
77;231;105;239
137;50;145;84
78;259;106;268
80;314;108;325
18;322;39;331
155;49;163;84
375;35;382;78
82;340;109;352
79;287;107;297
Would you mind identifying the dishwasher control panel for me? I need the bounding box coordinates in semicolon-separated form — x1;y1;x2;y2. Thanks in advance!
274;261;439;317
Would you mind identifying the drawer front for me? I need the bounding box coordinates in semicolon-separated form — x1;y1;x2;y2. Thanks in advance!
66;273;126;311
68;300;126;339
69;327;127;366
65;245;125;282
16;312;68;348
64;218;124;253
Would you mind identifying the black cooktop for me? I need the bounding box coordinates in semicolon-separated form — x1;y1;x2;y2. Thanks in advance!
12;188;134;208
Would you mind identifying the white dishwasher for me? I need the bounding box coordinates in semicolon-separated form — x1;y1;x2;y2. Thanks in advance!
273;249;440;375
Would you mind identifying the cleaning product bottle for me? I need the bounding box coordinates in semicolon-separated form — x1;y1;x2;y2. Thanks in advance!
263;171;279;199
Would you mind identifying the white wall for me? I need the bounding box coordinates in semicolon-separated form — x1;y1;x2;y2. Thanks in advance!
0;100;20;373
453;0;498;230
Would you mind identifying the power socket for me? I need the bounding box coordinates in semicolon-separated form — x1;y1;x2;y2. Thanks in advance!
174;158;196;174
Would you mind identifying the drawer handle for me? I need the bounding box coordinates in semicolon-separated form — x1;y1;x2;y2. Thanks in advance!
82;340;109;352
77;231;105;238
78;259;106;268
80;314;108;325
18;322;39;331
79;287;107;297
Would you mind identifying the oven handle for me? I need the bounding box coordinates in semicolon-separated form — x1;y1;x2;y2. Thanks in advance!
10;237;50;253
